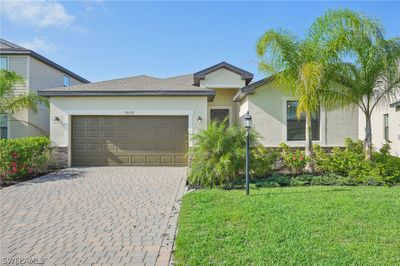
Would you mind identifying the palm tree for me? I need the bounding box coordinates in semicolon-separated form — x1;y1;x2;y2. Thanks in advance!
309;9;400;160
0;70;49;133
256;30;326;171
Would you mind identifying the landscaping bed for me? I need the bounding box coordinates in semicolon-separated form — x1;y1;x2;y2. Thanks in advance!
175;186;400;265
0;137;54;186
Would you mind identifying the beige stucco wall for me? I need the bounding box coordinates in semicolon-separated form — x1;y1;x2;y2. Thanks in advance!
49;96;209;166
326;106;359;146
358;102;400;156
243;83;358;147
199;68;245;88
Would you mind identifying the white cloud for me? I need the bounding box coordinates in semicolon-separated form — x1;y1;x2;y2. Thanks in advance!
1;0;75;28
19;37;57;53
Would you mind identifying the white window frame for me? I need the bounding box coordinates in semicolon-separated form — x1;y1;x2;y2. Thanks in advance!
383;113;389;141
63;75;71;87
0;56;9;70
281;97;325;146
0;114;9;139
208;106;233;127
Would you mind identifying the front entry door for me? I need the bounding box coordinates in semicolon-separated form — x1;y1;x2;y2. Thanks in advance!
210;109;229;124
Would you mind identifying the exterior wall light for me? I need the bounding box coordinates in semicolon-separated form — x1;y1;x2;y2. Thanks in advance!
243;111;252;195
53;116;60;123
197;116;203;124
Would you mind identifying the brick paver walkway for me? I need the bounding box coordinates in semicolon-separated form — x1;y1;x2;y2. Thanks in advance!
0;167;187;265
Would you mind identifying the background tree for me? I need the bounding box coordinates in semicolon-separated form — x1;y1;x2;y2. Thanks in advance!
256;30;326;171
0;70;49;132
309;9;400;160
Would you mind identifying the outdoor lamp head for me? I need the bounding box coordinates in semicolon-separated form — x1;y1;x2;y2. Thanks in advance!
243;111;252;130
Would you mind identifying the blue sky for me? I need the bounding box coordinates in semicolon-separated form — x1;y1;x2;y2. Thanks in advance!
1;1;399;82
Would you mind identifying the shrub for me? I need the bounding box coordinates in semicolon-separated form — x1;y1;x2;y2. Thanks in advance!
314;139;400;186
279;143;308;174
255;174;291;188
291;173;352;186
0;137;51;183
251;146;279;178
188;121;257;187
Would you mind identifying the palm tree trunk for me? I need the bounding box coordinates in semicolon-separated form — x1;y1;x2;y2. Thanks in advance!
305;113;314;172
364;113;373;160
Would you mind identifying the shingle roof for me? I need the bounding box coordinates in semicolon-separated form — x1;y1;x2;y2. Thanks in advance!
38;74;215;100
0;38;89;83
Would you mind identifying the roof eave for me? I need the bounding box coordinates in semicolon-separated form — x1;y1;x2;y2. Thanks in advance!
390;100;400;108
0;49;90;84
38;90;216;101
233;75;274;102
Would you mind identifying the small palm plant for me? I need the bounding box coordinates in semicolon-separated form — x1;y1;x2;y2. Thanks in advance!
188;120;256;188
0;70;49;133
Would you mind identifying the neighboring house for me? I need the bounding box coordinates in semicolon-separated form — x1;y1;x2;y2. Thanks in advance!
0;38;89;139
359;99;400;156
39;62;359;167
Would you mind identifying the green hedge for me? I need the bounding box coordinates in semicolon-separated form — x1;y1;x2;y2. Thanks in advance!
0;137;52;183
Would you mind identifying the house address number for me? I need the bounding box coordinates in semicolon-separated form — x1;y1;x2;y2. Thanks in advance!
125;111;135;114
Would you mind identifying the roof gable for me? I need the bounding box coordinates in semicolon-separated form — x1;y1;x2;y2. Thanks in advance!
193;62;253;86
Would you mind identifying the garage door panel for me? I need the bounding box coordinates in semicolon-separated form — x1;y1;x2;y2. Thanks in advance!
160;143;173;152
103;130;114;137
145;155;159;164
103;117;114;125
160;127;174;138
87;144;101;151
87;130;101;138
175;155;188;164
115;155;130;164
73;130;86;138
145;127;158;137
132;127;144;137
130;155;144;164
88;117;101;125
160;155;174;164
72;116;188;166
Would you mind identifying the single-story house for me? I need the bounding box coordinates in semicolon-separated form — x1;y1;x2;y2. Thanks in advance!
39;62;359;167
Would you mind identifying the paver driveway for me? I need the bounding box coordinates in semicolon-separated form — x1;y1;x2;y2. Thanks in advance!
0;167;187;265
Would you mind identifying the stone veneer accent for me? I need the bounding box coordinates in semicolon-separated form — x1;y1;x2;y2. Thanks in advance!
51;146;68;169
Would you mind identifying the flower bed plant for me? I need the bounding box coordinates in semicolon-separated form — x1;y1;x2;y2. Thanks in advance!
0;137;52;183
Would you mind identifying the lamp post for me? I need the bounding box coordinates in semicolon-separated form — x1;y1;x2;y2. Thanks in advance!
243;111;252;195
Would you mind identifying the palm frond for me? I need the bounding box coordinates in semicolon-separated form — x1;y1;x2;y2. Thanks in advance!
0;92;49;114
0;70;24;98
256;29;300;75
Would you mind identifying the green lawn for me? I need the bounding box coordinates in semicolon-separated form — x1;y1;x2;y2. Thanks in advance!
175;186;400;266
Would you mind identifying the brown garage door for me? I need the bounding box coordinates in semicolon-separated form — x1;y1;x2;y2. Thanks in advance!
71;116;188;166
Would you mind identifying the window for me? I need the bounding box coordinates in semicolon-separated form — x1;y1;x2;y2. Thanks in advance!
210;109;229;124
287;101;320;141
0;114;8;139
384;113;389;141
63;75;70;87
0;57;8;70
